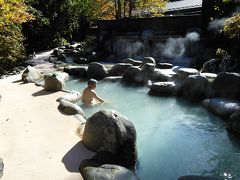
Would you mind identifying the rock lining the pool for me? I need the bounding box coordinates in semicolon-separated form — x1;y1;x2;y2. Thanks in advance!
20;54;240;178
22;57;240;135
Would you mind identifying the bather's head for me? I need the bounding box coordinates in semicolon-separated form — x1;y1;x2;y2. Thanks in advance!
87;79;98;89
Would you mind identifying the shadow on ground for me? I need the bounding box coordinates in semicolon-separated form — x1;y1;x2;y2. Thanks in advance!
32;89;55;97
62;141;95;172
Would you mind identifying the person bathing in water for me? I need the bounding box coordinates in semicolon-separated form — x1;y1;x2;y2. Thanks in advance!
82;79;109;106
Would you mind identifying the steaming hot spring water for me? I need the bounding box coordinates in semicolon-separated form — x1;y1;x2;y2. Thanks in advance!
65;78;240;180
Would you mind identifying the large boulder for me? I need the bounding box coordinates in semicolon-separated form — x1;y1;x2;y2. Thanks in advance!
57;91;81;104
44;74;65;91
179;75;211;102
148;82;177;96
225;110;240;134
200;73;217;82
202;98;240;120
64;66;87;78
22;66;42;83
87;62;108;80
0;158;3;179
73;57;89;64
178;175;222;180
103;76;122;83
174;68;199;80
212;72;240;99
121;66;143;86
80;164;139;180
202;59;221;73
58;100;85;116
141;57;156;67
108;63;133;76
151;69;176;82
82;110;137;168
156;63;173;69
122;58;142;66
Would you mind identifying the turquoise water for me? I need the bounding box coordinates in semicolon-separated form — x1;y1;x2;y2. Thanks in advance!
66;78;240;180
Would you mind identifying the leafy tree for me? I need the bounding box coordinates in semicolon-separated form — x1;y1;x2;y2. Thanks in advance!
93;0;167;20
0;0;33;73
223;13;240;39
23;0;94;52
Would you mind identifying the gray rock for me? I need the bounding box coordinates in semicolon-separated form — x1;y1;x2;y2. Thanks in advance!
57;53;67;61
141;63;155;73
122;58;142;66
0;158;3;179
202;98;240;120
178;175;223;180
64;66;87;78
151;69;176;82
202;59;221;73
58;100;85;116
80;164;139;180
82;109;137;168
53;48;64;56
22;66;42;83
148;82;177;96
108;63;133;76
103;76;122;83
141;57;156;66
44;74;65;92
87;62;108;80
73;57;89;64
175;68;199;80
156;63;173;69
225;110;240;134
121;66;143;86
200;73;217;82
179;75;211;102
212;72;240;99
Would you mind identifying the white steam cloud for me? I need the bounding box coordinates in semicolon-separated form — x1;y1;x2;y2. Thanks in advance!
160;32;200;58
208;18;227;31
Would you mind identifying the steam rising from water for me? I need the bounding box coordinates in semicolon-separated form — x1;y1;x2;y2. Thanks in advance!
114;32;200;60
160;32;200;59
208;18;227;31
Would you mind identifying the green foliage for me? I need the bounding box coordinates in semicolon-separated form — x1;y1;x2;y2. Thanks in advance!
23;0;94;52
223;13;240;39
0;0;33;73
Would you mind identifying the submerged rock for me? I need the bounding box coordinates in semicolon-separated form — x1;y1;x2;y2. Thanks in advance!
148;82;177;96
179;75;211;102
87;62;108;80
80;164;139;180
44;74;65;92
202;98;240;120
225;110;240;134
178;175;223;180
58;100;85;116
108;63;133;76
212;72;240;99
82;109;137;168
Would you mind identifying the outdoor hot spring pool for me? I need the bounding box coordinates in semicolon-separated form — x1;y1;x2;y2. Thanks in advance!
66;78;240;180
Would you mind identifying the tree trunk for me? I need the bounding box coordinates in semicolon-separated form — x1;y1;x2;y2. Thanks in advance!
117;0;122;19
